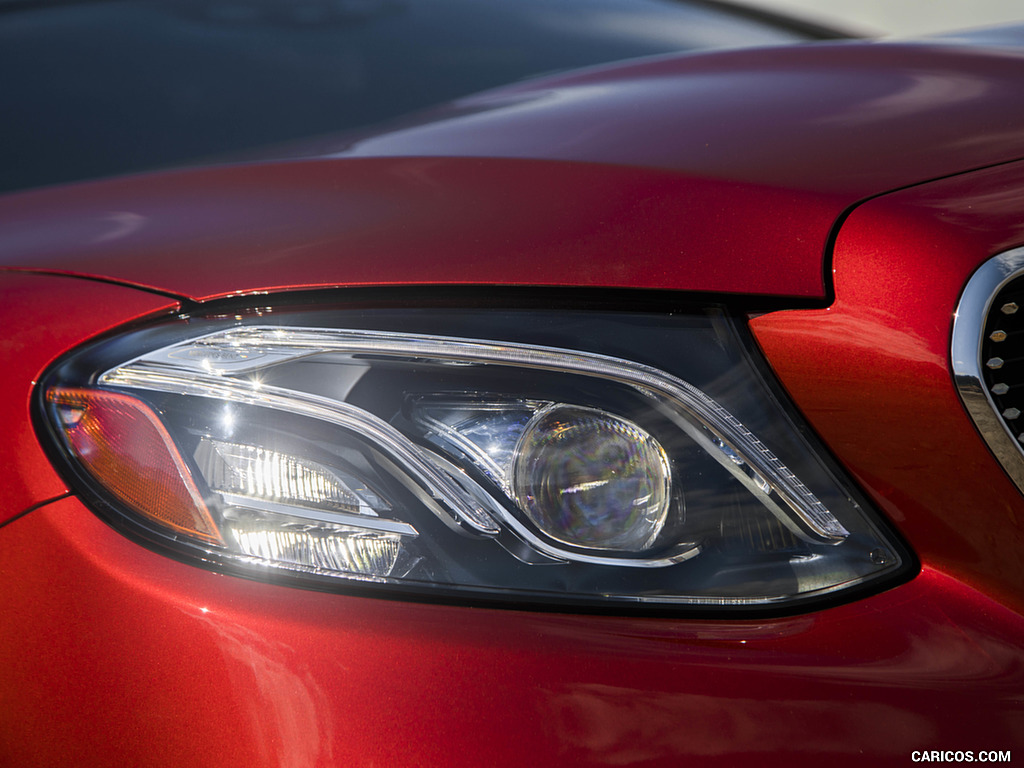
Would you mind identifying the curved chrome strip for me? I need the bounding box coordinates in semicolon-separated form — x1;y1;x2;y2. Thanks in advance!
951;246;1024;494
105;326;848;543
102;362;700;568
99;365;501;536
218;494;420;537
424;451;701;569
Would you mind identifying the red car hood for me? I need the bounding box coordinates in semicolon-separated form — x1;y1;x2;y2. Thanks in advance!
3;37;1024;302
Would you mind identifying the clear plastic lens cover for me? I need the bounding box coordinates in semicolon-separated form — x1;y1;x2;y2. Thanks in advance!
39;306;911;611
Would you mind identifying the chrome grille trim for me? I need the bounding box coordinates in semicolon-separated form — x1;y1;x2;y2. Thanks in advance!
952;247;1024;494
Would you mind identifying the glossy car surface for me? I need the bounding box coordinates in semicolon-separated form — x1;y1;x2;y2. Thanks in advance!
2;3;1023;766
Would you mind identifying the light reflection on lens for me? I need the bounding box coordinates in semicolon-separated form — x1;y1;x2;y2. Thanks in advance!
226;520;402;577
196;437;390;516
510;406;672;552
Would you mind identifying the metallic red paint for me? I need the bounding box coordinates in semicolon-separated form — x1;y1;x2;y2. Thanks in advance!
0;273;177;526
751;158;1024;614
4;41;1024;304
0;157;843;300
336;42;1024;196
1;496;1021;767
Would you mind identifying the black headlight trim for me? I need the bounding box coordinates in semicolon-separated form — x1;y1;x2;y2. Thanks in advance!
34;290;916;617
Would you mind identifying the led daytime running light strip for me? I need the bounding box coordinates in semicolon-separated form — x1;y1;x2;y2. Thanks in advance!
101;326;848;543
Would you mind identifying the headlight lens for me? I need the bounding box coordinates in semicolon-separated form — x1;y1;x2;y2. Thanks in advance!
510;405;673;552
38;305;910;611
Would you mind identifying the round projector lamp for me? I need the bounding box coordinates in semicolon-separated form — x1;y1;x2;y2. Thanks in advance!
509;405;672;552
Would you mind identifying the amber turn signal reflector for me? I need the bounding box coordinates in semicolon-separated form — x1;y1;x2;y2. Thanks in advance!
47;387;223;545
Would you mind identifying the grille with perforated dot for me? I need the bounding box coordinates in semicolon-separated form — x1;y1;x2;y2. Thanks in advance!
952;248;1024;496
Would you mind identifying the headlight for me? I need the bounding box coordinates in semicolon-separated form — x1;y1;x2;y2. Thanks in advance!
38;304;911;612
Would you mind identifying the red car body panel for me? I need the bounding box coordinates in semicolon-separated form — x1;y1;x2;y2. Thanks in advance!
1;497;1021;767
751;158;1024;615
336;42;1024;196
2;32;1024;768
4;42;1024;303
0;157;843;300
